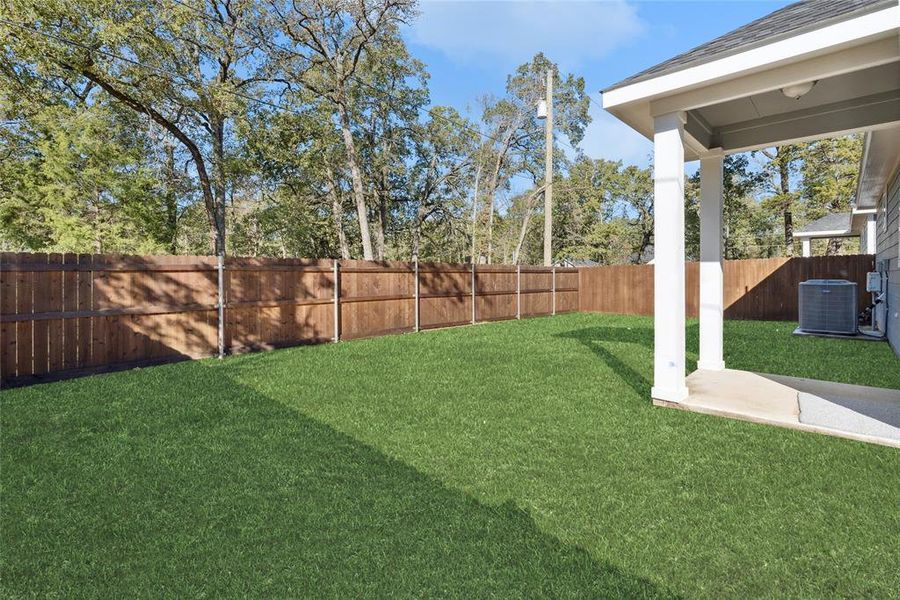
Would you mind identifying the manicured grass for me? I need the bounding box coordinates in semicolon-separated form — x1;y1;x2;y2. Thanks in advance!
2;313;899;598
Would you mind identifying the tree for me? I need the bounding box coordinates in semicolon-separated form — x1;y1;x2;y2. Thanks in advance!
355;34;429;259
475;53;589;264
264;0;417;260
553;157;619;263
800;134;863;254
404;107;475;261
0;93;168;252
756;144;806;256
241;98;355;258
1;0;266;255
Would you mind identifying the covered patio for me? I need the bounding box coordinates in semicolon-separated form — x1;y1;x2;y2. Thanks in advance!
601;0;900;444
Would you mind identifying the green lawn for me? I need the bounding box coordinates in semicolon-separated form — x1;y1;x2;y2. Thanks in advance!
2;313;899;598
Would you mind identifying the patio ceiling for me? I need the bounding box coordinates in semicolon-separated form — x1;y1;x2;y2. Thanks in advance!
602;0;900;159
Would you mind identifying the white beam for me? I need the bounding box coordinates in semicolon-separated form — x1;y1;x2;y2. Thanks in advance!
651;112;689;404
866;213;877;254
802;239;812;257
698;149;725;372
716;91;900;153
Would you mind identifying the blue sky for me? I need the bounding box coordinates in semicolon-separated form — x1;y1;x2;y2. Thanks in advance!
403;0;791;168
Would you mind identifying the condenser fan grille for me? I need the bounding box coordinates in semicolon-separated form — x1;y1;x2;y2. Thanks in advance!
798;279;858;335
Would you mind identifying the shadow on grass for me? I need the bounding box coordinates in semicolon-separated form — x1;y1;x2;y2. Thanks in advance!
1;364;678;598
556;323;699;399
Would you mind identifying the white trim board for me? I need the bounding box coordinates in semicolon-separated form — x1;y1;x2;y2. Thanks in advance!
603;6;899;109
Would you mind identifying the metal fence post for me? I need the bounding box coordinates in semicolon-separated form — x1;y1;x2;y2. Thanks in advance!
552;266;557;316
414;258;420;332
516;265;521;319
217;253;225;359
471;262;476;324
333;259;340;342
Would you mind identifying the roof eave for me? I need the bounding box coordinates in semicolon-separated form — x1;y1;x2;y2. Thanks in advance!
600;4;899;152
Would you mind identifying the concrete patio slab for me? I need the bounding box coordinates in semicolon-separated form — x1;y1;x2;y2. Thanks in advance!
653;369;900;448
762;374;900;442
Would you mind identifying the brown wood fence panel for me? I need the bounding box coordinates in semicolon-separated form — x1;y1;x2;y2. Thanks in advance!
578;255;874;320
555;269;579;313
1;254;580;385
418;263;473;330
475;266;517;322
226;257;333;351
340;260;415;340
519;268;552;317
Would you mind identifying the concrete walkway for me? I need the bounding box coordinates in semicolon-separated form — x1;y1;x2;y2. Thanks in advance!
764;374;900;442
653;369;900;448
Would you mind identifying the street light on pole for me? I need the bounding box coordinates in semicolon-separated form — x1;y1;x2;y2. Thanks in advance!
537;70;553;266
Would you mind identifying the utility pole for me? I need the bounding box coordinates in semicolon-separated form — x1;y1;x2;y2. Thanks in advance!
542;69;554;266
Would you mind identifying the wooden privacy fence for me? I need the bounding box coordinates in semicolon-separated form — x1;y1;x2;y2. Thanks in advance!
578;254;875;320
0;253;578;385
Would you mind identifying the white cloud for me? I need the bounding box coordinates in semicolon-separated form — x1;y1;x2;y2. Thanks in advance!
408;0;646;69
576;102;651;167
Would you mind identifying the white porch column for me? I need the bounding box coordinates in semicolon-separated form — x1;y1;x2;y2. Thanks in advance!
801;238;811;257
698;148;725;371
651;112;688;403
866;213;876;254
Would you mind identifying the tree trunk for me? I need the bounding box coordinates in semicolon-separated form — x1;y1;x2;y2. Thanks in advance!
470;162;482;263
779;158;793;257
376;197;387;260
484;127;517;265
512;186;545;265
337;101;374;260
163;136;178;254
411;203;427;261
486;153;504;265
375;138;392;260
210;116;227;256
826;238;843;255
327;170;351;260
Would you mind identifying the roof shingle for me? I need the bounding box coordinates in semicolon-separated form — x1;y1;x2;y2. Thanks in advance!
604;0;890;92
794;212;853;236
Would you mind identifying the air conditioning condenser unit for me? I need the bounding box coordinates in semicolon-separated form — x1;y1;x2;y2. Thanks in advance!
798;279;858;335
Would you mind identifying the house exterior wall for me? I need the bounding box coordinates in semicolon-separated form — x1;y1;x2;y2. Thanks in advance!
875;167;900;355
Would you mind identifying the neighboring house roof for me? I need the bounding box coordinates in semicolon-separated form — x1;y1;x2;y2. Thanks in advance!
794;213;854;237
556;258;599;268
604;0;890;92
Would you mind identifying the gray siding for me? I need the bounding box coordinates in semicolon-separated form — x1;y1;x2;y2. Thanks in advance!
876;168;900;355
876;170;899;269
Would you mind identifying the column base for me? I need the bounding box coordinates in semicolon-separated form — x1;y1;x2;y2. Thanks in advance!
651;385;689;404
697;360;726;371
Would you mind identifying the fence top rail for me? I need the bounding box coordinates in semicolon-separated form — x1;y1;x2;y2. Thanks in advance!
227;257;334;268
0;253;219;269
575;254;873;272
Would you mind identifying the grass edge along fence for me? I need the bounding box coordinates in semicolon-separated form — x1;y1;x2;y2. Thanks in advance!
0;253;578;386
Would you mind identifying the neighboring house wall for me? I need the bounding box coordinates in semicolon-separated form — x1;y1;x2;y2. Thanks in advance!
876;168;900;355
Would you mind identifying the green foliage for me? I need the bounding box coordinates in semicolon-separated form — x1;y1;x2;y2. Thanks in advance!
0;2;869;263
0;100;165;252
801;134;863;219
